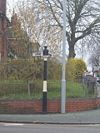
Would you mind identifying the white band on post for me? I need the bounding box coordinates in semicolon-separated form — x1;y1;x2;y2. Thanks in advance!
43;81;47;92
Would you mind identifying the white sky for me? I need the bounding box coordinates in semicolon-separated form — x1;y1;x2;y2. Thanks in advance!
7;0;19;17
7;0;18;9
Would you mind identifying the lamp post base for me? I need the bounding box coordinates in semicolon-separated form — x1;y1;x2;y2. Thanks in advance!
42;92;47;113
61;79;66;113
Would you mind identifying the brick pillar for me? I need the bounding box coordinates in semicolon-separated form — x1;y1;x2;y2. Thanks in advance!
0;0;6;15
0;15;8;62
0;0;7;62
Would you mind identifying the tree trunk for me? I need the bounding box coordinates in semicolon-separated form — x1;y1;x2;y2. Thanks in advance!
68;41;76;59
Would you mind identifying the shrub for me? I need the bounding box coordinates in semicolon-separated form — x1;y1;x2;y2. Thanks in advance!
0;59;42;80
48;59;61;80
66;58;87;82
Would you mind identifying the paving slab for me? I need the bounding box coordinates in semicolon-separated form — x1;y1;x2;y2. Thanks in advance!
0;109;100;124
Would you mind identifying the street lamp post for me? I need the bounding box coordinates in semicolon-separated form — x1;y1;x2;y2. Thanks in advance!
42;46;49;113
61;0;66;113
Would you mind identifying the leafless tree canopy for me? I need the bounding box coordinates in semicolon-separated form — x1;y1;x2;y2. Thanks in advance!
89;45;100;67
15;0;100;58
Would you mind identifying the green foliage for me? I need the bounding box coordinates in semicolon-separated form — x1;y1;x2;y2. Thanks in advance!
67;81;87;98
66;58;87;81
0;58;61;81
0;80;94;100
48;59;61;80
0;59;42;80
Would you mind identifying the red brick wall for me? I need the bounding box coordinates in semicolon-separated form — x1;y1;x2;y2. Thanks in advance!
66;98;97;112
0;0;8;61
0;100;42;114
0;98;100;114
96;98;100;108
0;15;8;61
48;100;61;113
0;0;6;14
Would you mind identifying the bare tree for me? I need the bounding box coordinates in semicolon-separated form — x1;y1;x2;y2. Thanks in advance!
35;0;100;58
13;0;62;57
14;0;100;58
89;45;100;67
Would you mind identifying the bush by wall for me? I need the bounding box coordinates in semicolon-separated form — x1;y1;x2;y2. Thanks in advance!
66;58;87;82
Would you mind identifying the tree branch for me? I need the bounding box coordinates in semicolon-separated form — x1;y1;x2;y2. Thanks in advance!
75;18;100;42
46;0;62;28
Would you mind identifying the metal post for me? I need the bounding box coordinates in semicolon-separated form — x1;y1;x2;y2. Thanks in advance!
61;0;66;113
42;46;48;113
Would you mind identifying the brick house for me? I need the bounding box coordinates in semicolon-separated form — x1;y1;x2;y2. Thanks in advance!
0;0;9;62
0;0;39;61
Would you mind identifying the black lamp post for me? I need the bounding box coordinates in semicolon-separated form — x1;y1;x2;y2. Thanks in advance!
42;46;49;113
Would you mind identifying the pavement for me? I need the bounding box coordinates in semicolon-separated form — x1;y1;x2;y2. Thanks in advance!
0;109;100;124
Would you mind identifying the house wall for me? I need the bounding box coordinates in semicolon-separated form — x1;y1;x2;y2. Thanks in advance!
0;0;6;14
0;0;8;62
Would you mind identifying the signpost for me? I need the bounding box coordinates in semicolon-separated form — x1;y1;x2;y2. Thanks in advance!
33;46;50;113
42;46;49;113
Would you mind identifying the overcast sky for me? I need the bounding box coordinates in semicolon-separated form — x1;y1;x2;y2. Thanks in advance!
7;0;18;9
7;0;19;17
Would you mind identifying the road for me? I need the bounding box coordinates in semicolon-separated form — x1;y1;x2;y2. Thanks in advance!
0;123;100;133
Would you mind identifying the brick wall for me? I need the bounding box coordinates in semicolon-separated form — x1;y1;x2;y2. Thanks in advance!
0;100;42;114
0;98;100;114
66;98;97;112
96;98;100;108
0;15;8;61
0;0;6;15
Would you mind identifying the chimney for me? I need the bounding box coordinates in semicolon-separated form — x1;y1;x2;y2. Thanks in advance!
0;0;6;15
